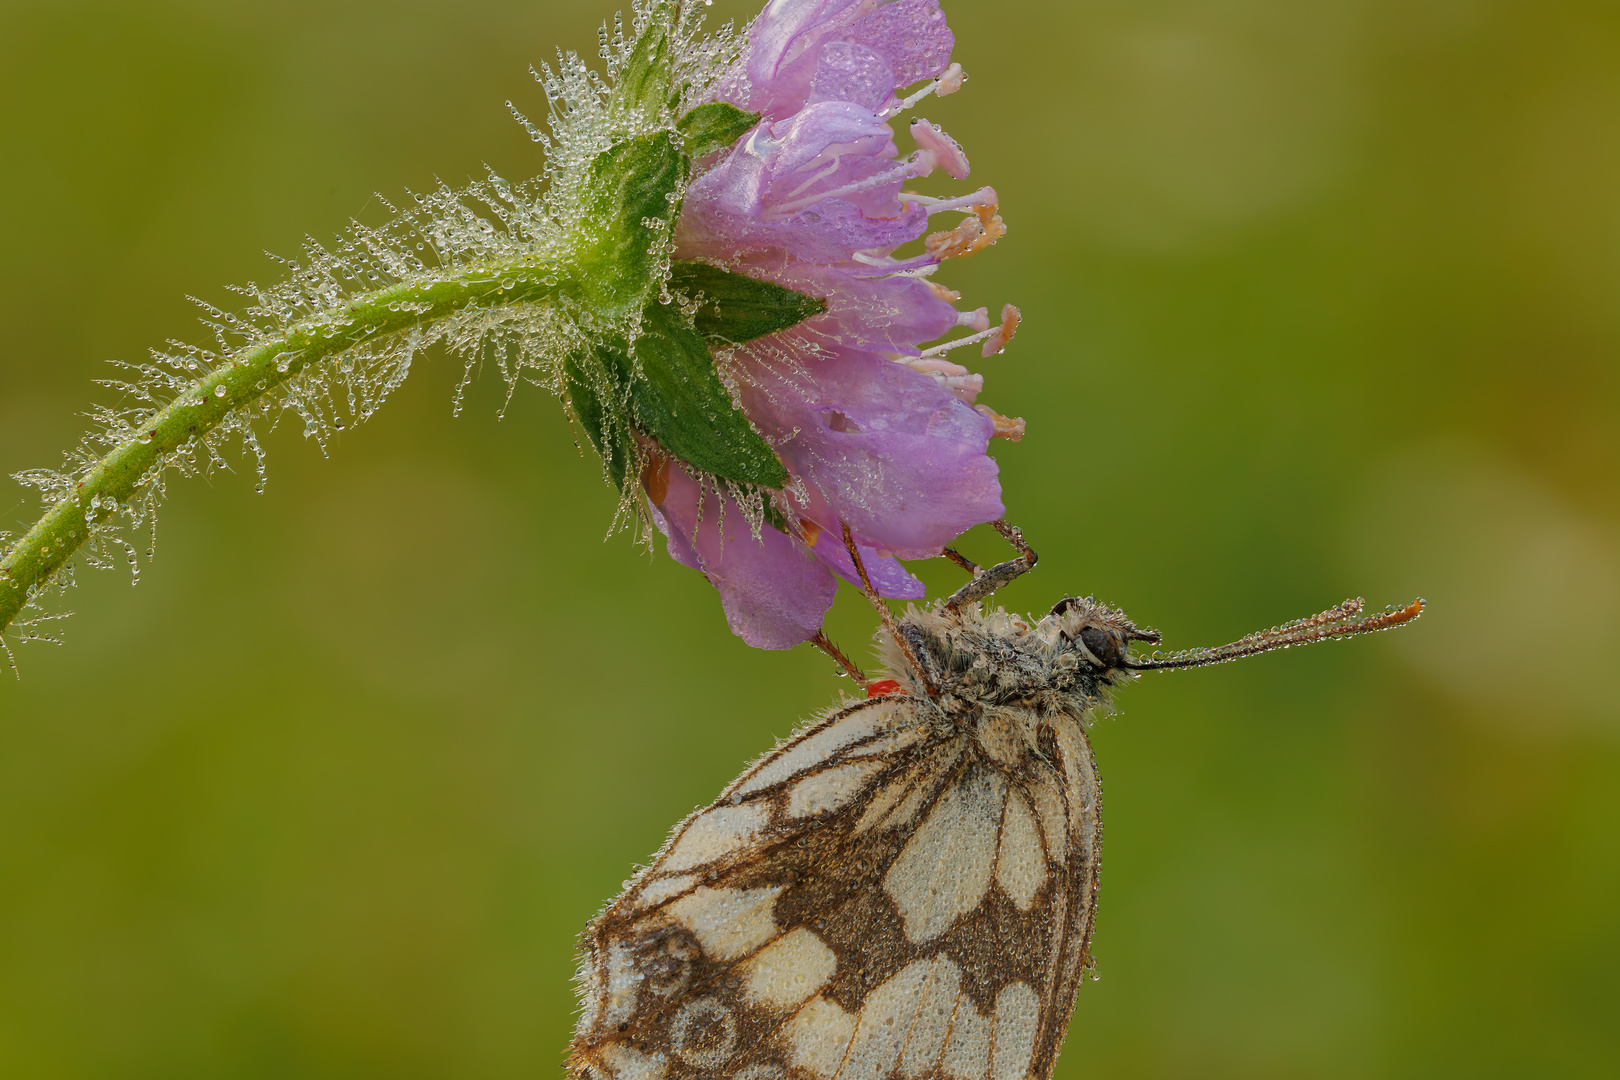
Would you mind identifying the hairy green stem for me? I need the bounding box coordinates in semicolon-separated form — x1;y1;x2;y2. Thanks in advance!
0;259;562;637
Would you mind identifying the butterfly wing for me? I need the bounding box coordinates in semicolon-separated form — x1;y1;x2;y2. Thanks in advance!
570;696;1103;1080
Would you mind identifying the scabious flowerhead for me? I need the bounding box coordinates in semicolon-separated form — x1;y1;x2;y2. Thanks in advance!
649;0;1024;649
0;0;1021;658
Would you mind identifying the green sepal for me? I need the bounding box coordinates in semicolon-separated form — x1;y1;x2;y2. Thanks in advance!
564;301;789;492
676;102;761;158
575;131;687;311
563;351;635;491
625;302;786;488
616;12;677;112
563;263;824;491
671;261;828;346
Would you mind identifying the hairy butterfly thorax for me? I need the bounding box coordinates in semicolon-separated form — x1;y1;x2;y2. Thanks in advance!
886;599;1154;718
568;521;1422;1080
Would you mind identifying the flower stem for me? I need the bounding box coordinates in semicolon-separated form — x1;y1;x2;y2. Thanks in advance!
0;258;562;637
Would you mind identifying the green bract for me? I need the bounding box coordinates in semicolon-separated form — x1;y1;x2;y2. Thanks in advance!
677;101;763;159
678;260;828;347
566;264;828;492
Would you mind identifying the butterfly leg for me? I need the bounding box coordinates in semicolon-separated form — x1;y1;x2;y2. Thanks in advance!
940;546;981;576
944;519;1038;611
810;629;866;684
841;524;939;694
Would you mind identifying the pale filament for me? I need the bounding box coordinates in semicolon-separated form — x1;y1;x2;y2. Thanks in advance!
883;63;966;118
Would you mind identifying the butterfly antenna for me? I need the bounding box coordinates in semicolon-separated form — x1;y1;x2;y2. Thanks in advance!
944;520;1038;611
841;524;939;695
1124;598;1426;671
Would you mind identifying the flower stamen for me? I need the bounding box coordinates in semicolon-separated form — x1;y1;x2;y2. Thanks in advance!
975;404;1026;441
770;153;936;217
894;355;983;401
914;303;1016;368
899;186;998;216
923;197;1006;260
884;63;966;118
909;119;970;180
917;326;995;358
982;303;1021;356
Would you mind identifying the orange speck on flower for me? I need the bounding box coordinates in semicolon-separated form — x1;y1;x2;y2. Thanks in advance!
866;678;903;698
640;450;671;506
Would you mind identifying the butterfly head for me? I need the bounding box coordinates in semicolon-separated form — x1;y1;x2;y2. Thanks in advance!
1045;596;1162;671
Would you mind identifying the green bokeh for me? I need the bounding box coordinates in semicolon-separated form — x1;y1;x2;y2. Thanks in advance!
3;0;1618;1076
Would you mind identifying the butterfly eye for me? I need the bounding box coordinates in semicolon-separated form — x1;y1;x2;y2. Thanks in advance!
1079;625;1128;668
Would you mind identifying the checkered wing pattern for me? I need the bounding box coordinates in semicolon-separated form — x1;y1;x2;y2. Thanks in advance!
570;694;1103;1080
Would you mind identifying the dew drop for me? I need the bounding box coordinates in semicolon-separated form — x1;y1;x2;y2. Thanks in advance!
214;385;227;398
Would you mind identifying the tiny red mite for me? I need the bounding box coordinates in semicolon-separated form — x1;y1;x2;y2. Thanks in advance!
865;678;903;698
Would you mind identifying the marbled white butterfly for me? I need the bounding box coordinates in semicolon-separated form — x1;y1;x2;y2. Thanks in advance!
569;523;1422;1080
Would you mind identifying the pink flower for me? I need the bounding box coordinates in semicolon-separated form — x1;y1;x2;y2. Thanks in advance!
650;0;1022;649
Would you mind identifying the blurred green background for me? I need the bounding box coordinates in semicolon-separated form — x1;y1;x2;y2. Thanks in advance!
2;0;1617;1075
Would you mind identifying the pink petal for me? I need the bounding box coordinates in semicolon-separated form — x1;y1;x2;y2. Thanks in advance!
649;466;838;649
735;341;1004;557
809;529;928;598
